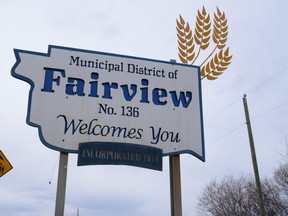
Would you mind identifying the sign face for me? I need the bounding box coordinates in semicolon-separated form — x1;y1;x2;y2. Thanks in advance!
11;45;205;161
0;150;13;177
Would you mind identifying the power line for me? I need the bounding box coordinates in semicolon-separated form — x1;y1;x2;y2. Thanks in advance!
206;123;246;146
204;68;288;125
245;68;288;95
205;68;288;146
252;99;288;121
205;97;242;124
206;97;288;147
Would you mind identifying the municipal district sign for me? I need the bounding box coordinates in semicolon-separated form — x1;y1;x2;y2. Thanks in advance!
11;45;205;161
0;150;13;177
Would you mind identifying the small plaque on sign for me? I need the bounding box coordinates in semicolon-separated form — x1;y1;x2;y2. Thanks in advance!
78;142;163;171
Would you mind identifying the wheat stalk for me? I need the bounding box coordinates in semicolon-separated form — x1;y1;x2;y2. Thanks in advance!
192;6;211;64
201;48;232;80
200;7;228;67
176;6;233;80
176;15;195;64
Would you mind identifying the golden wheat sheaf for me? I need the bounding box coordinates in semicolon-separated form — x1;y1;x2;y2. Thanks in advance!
177;7;232;80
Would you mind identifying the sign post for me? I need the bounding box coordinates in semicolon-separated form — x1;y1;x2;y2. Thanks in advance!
55;152;69;216
170;154;182;216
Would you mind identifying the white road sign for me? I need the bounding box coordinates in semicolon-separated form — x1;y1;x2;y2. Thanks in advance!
11;45;205;161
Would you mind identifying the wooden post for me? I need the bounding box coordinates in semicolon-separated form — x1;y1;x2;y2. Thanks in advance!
170;154;182;216
55;152;69;216
168;59;182;216
243;94;265;216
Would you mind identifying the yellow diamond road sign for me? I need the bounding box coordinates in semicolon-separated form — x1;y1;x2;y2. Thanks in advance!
0;150;13;177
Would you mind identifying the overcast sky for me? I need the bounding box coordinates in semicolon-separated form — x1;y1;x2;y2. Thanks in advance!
1;0;288;215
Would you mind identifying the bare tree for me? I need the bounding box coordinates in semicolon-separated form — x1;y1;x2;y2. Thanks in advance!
197;175;288;216
197;176;249;216
274;163;288;198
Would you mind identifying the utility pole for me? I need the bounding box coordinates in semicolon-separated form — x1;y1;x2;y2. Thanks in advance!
242;94;265;216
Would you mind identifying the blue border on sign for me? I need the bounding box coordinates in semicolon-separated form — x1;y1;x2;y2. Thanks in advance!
11;45;205;162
